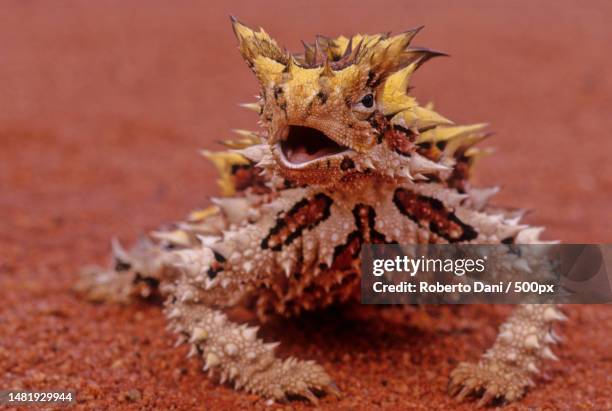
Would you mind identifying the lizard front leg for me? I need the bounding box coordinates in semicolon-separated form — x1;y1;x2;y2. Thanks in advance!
449;304;566;406
165;244;339;404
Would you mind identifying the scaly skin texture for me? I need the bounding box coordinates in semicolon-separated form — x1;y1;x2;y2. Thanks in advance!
76;17;566;406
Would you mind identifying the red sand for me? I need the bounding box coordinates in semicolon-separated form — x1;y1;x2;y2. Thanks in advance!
1;1;611;410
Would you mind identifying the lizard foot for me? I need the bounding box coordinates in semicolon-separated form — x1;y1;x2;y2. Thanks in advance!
448;359;534;407
246;357;340;404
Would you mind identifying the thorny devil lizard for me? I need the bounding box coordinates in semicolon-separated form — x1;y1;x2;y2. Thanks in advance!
76;17;567;407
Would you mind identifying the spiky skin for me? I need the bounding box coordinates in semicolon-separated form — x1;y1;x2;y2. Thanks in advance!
75;17;566;406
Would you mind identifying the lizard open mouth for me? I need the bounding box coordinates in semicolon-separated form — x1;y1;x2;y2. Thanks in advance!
279;125;349;166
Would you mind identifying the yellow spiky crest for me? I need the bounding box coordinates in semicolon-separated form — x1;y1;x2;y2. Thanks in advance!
231;18;439;83
378;63;419;115
224;17;491;188
231;17;287;67
230;18;450;129
201;150;250;196
231;17;287;86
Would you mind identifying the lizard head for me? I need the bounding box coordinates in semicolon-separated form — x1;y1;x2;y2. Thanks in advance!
231;17;463;188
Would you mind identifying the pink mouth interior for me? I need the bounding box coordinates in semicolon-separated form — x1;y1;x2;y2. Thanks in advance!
280;126;347;164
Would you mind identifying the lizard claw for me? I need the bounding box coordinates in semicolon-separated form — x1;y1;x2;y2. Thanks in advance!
325;380;342;398
302;388;319;405
282;360;338;403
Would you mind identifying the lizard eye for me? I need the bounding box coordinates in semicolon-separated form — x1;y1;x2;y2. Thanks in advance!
353;92;376;113
361;94;374;108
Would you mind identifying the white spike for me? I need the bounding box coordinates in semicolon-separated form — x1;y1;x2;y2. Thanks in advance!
550;329;564;343
187;345;198;358
255;157;275;168
229;367;238;379
515;227;545;243
282;358;292;371
264;342;280;352
362;158;375;169
168;307;181;319
468;186;500;209
498;330;514;342
409;153;450;173
543;306;568;322
151;230;191;247
282;260;292;277
205;353;220;369
225;343;238;356
525;334;540;349
241;260;253;273
205;278;217;290
541;346;559;361
174;336;186;347
506;214;523;226
210;242;231;260
230;129;257;138
111;237;131;264
242;326;259;341
526;362;540;374
239;102;261;113
180;290;194;303
513;258;532;273
195;235;221;247
190;327;208;342
397;168;413;180
232;144;268;163
543;332;557;345
211;197;250;224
